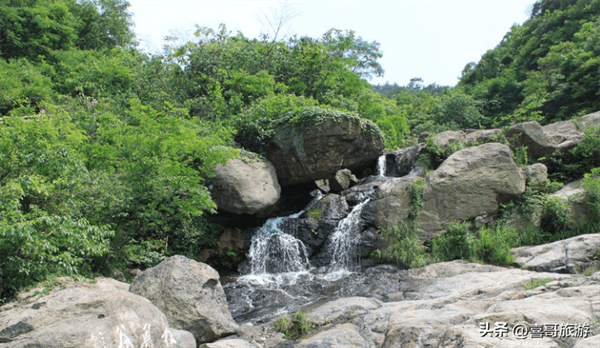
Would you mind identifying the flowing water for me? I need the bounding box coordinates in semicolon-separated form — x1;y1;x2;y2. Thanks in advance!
376;154;387;176
324;198;370;281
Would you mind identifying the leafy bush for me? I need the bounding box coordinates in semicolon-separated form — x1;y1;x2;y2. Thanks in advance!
373;222;431;269
471;225;514;265
430;222;474;261
418;136;464;171
580;167;600;233
275;311;315;339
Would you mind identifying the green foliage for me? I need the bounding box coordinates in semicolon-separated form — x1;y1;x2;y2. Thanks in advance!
541;196;572;234
459;0;600;124
307;208;324;220
430;222;474;261
470;225;514;265
523;278;553;291
513;146;529;167
418;136;464;171
407;179;426;219
0;59;53;115
373;221;431;269
275;311;315;339
580;168;600;232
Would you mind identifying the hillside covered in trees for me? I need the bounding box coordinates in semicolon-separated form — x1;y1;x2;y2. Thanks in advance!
0;0;598;302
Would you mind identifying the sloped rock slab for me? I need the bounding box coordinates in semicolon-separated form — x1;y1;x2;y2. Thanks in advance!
0;278;195;348
512;233;600;273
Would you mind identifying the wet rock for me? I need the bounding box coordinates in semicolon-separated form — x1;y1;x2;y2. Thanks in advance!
264;111;384;186
343;176;390;206
0;278;195;348
209;156;281;214
512;233;600;274
129;255;238;344
328;169;359;193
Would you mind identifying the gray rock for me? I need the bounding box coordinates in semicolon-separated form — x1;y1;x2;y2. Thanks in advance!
296;323;369;348
361;176;421;230
265;113;384;186
328;169;358;193
465;128;503;145
512;233;600;274
548;180;591;228
209;156;281;214
200;338;258;348
129;255;238;344
523;162;548;187
434;130;467;147
385;144;426;178
0;278;195;348
506;111;600;161
417;143;526;240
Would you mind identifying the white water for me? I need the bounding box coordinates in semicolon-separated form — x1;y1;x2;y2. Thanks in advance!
376;154;386;176
243;194;323;284
324;198;370;280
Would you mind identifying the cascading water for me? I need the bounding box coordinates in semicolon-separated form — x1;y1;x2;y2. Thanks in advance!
324;198;370;280
242;194;323;284
376;154;387;176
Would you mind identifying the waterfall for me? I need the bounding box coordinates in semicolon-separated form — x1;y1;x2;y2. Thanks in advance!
376;154;386;176
244;194;323;283
324;198;370;280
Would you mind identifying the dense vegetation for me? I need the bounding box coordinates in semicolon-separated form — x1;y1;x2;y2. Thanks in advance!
0;0;598;301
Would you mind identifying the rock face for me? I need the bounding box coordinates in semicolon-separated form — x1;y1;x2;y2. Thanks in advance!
264;113;384;186
512;234;600;274
417;143;526;240
209;157;281;215
383;144;425;178
129;255;238;344
0;278;196;348
364;143;526;241
361;176;421;230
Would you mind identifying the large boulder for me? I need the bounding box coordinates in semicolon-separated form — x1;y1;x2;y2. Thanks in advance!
548;180;591;228
506;111;600;160
383;144;426;178
264;110;384;186
361;176;422;230
129;255;238;344
0;278;195;348
416;143;526;240
209;156;281;215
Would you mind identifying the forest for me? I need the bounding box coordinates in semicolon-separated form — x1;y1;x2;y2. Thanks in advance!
0;0;598;302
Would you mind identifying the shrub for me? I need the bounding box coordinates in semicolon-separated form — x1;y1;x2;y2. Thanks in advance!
581;168;600;233
471;225;514;265
275;311;315;339
430;221;474;261
373;221;431;269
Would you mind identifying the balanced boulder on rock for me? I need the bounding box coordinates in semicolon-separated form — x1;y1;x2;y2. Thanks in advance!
264;109;384;186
